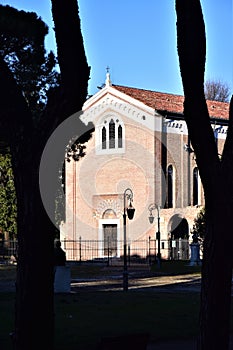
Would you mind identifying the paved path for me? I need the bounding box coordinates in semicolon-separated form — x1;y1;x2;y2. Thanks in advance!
71;272;202;293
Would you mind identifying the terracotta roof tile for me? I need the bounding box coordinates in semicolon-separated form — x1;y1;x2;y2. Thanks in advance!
113;85;229;120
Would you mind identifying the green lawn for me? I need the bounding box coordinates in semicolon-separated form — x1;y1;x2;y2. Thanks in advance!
54;290;200;350
0;290;200;350
0;264;16;281
151;259;202;275
1;261;231;350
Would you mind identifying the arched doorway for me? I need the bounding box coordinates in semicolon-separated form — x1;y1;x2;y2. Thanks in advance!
168;215;189;260
170;215;189;239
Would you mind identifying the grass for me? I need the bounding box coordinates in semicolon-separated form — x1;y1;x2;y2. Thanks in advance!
54;290;200;350
0;264;17;281
0;293;15;350
0;291;201;350
0;261;233;349
0;261;212;349
151;259;202;275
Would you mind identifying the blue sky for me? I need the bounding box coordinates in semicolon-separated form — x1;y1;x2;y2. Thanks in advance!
0;0;232;97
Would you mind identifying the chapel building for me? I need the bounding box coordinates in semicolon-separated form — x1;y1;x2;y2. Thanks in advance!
60;73;229;261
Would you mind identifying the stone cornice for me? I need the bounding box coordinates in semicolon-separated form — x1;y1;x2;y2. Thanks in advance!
81;89;161;131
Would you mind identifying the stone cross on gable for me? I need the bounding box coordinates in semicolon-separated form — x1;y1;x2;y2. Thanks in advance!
105;66;112;87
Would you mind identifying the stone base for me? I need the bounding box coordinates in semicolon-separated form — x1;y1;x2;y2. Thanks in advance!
188;243;201;266
54;266;71;293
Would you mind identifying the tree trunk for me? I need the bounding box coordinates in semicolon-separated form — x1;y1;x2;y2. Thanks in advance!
51;0;90;116
12;149;55;350
175;1;233;348
0;0;90;348
198;190;233;349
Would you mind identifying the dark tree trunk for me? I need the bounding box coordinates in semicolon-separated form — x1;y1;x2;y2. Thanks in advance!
176;1;233;349
0;55;55;349
198;181;233;349
0;1;90;349
13;157;55;350
51;0;90;116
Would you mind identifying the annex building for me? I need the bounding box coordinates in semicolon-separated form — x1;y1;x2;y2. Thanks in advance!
60;72;229;261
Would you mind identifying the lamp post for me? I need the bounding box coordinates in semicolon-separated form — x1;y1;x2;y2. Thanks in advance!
123;188;135;291
148;203;161;269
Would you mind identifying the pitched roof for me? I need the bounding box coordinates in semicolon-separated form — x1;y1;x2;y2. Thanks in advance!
113;84;229;120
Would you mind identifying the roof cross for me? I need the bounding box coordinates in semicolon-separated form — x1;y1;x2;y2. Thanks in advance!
105;66;112;87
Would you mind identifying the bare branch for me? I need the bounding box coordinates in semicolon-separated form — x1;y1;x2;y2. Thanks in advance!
205;79;230;102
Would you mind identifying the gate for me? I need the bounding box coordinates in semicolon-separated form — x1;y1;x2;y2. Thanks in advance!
170;239;189;260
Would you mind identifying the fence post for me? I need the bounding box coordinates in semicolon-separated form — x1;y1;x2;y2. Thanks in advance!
79;236;82;262
128;244;130;267
148;236;151;265
107;237;110;267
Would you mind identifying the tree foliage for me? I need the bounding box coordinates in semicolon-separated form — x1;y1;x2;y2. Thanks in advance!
0;5;61;237
0;4;93;236
0;4;60;121
191;206;206;239
0;152;17;238
205;79;230;102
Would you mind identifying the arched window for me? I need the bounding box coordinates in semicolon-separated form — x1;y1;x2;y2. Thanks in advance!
193;167;199;206
109;119;115;149
102;126;106;149
118;125;123;148
167;165;173;208
97;116;125;154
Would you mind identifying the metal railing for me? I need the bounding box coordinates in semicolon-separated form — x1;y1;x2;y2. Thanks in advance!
62;237;191;264
0;238;193;265
0;240;18;264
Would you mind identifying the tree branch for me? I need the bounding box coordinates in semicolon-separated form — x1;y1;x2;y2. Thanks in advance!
51;0;90;115
176;0;220;193
36;0;93;147
176;0;206;98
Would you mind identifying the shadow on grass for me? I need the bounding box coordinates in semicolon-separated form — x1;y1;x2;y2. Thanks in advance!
54;291;200;350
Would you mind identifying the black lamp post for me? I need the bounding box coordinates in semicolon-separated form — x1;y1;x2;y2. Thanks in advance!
148;203;161;268
123;188;135;291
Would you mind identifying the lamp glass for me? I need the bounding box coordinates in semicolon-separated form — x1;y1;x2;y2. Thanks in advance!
148;215;154;224
127;202;135;220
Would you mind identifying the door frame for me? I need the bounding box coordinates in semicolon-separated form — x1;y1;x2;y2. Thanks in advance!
98;219;120;257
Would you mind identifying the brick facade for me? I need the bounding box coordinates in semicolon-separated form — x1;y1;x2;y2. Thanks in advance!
60;78;229;260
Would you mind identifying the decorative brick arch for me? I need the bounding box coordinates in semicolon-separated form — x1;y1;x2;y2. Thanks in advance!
102;209;117;219
168;214;189;239
95;197;122;219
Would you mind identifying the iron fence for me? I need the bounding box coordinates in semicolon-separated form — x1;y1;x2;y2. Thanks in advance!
0;240;18;263
0;238;193;265
62;237;191;265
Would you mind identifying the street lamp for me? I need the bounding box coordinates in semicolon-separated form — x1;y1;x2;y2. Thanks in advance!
148;203;161;268
123;188;135;291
